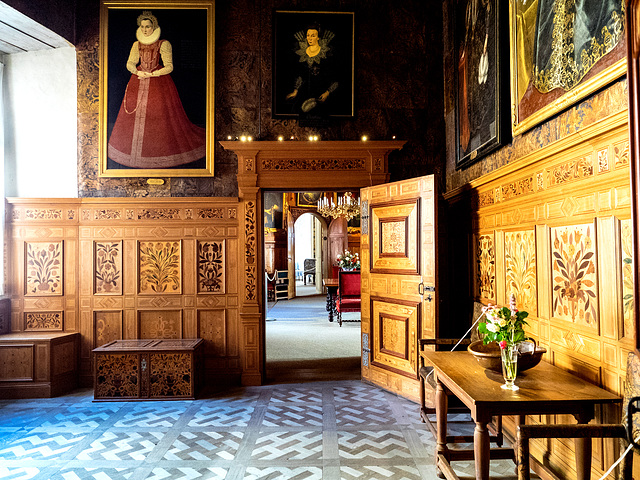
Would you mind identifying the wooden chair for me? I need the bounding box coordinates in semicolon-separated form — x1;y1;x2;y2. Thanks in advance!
418;301;503;445
303;258;316;285
336;270;361;327
516;352;639;480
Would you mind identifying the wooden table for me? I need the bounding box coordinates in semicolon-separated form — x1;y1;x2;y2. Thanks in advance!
422;351;621;480
323;278;339;322
93;339;204;401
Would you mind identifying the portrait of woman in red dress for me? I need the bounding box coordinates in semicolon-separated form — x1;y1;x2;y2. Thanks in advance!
105;8;209;172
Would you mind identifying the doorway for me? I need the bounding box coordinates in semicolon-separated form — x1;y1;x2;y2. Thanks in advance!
263;190;361;382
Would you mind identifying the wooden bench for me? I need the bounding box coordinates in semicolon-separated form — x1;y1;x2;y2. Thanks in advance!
0;331;80;398
93;339;204;401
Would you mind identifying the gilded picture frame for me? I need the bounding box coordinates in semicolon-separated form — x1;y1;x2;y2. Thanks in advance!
509;0;626;136
273;10;355;124
99;1;214;178
455;0;509;169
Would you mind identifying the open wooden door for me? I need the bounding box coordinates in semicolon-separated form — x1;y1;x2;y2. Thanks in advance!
360;175;437;401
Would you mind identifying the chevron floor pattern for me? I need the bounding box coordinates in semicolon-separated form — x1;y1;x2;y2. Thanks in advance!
0;381;529;480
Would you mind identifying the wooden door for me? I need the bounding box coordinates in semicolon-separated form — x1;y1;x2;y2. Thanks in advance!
328;217;348;268
360;175;437;401
287;210;295;298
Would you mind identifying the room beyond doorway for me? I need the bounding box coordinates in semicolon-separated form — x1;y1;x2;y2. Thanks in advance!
262;190;362;383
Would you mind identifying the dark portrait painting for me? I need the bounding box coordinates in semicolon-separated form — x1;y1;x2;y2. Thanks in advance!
264;192;284;230
273;10;354;125
455;0;509;169
510;0;626;135
99;1;214;177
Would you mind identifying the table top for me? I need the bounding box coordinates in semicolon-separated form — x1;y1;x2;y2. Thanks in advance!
422;351;620;416
93;338;204;352
323;278;339;287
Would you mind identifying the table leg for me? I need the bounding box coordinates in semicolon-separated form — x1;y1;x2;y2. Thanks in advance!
326;290;335;322
574;410;594;480
435;378;449;479
474;417;490;480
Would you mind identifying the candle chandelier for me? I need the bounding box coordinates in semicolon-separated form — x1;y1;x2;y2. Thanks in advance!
317;192;361;221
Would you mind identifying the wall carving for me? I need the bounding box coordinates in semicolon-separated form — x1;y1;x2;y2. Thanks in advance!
139;310;182;339
261;158;365;171
24;312;63;331
25;241;63;296
621;219;634;338
476;234;495;301
197;240;225;293
25;209;62;220
94;241;122;295
138;241;182;294
551;224;598;327
244;202;257;301
138;209;181;220
504;231;537;314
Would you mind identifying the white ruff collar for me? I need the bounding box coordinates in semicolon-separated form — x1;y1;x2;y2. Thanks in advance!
136;26;161;45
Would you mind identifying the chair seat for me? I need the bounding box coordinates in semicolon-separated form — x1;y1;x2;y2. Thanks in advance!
336;298;360;311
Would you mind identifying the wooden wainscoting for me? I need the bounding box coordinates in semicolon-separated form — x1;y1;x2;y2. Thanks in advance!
445;110;634;478
5;198;242;390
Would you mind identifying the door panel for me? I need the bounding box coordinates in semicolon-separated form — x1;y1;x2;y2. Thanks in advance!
361;175;437;401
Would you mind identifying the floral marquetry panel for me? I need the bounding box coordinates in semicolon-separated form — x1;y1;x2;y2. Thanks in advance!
149;353;193;397
138;241;182;294
24;312;63;331
139;310;182;339
551;224;598;328
94;241;122;295
94;353;139;399
25;241;63;296
621;219;634;339
476;234;496;302
504;231;537;314
197;240;225;293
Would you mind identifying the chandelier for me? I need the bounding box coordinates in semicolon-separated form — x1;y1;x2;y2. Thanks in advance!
317;192;360;221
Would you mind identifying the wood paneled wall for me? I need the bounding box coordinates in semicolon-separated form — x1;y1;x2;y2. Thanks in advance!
445;110;634;478
5;197;242;388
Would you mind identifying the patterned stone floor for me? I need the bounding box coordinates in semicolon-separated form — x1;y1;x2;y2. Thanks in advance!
0;381;522;480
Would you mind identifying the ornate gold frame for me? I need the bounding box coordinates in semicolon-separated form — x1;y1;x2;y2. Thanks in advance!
99;0;214;178
508;0;626;136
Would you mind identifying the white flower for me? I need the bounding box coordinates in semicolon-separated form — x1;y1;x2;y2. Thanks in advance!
498;319;508;328
486;322;499;333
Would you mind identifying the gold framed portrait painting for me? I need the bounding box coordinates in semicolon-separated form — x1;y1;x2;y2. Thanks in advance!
509;0;626;136
99;1;214;178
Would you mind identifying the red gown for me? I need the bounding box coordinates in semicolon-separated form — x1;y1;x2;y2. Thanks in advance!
107;39;206;168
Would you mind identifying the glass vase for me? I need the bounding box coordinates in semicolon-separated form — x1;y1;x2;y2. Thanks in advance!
500;344;519;391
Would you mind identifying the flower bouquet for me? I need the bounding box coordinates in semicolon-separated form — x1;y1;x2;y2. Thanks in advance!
337;250;360;270
478;295;529;390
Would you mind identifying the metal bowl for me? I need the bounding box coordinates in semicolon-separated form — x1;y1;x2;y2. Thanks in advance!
467;340;546;373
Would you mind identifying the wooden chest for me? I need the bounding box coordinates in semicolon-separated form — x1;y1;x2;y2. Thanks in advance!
93;339;204;401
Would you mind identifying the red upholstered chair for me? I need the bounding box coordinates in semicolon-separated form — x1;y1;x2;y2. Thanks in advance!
336;270;361;327
332;265;340;279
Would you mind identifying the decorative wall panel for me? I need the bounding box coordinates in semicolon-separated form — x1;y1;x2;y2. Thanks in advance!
551;224;598;328
94;311;123;348
94;241;122;295
197;240;225;293
138;241;182;294
370;201;419;274
25;241;63;296
621;219;634;339
138;310;182;339
504;230;537;314
476;234;496;302
24;312;63;331
7;197;242;389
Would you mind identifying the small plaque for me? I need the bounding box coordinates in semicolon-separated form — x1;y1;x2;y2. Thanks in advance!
147;179;165;185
